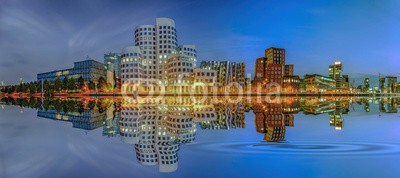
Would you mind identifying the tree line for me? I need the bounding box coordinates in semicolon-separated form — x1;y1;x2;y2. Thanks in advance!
1;76;112;96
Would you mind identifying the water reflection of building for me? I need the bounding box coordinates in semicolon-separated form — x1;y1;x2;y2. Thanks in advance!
302;99;336;115
118;97;201;173
199;102;245;130
328;101;349;130
37;109;105;130
387;98;398;113
253;102;288;142
103;106;120;137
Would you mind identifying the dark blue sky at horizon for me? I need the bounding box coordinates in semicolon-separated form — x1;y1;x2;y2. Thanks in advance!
0;0;399;84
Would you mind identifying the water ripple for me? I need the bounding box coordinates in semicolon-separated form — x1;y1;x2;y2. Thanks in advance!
193;141;400;157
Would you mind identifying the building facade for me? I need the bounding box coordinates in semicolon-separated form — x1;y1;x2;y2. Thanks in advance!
265;47;285;64
284;64;294;76
104;52;122;79
120;46;143;93
134;18;178;84
386;76;398;93
199;61;246;87
166;54;195;93
283;75;301;93
193;68;217;93
303;74;336;92
329;61;343;90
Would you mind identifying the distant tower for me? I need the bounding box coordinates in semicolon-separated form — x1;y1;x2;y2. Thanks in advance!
329;61;343;90
364;78;370;90
379;77;385;92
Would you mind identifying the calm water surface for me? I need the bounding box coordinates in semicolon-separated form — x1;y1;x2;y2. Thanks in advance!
0;97;400;178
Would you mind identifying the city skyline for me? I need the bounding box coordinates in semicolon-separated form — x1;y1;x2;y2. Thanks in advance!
0;0;399;84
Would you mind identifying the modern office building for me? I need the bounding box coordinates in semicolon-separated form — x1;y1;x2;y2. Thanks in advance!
303;74;336;92
386;76;398;93
329;61;343;90
199;61;246;87
134;18;178;83
37;59;107;83
130;17;197;93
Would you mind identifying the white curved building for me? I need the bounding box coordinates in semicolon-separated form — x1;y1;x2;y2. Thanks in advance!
177;45;197;67
133;18;177;90
121;46;143;94
134;25;156;83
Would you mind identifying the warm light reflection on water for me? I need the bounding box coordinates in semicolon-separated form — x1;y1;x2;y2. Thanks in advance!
0;97;399;178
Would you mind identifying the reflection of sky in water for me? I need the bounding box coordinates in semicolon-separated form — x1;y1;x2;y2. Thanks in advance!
0;99;400;178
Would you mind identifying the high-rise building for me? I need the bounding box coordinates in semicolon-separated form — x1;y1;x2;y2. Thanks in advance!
253;47;290;91
386;76;398;93
134;18;178;83
329;61;343;90
265;47;285;64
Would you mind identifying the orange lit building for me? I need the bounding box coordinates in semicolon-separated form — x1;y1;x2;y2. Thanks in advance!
253;47;294;92
266;63;284;91
265;47;285;65
253;57;267;85
283;75;300;93
284;64;294;76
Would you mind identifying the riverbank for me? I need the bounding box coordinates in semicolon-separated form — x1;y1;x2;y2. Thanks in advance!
1;92;399;98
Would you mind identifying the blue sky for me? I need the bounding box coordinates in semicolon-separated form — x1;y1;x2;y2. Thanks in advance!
0;0;399;84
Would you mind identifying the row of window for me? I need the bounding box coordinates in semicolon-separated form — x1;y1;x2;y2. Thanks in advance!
196;72;215;77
